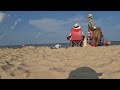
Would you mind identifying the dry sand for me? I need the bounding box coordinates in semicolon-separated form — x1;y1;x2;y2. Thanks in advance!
0;45;120;79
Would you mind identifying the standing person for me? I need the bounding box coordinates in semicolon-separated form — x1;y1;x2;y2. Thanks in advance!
87;14;96;40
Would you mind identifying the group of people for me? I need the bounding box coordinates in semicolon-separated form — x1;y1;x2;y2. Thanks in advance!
67;14;111;47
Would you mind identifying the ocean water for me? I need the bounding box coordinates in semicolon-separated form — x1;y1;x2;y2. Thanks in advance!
0;41;120;49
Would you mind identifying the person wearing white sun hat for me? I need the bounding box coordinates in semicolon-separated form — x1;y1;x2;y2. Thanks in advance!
74;23;81;29
67;23;84;41
88;14;96;31
87;14;96;39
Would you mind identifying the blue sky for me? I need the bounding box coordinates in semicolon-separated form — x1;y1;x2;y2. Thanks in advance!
0;11;120;45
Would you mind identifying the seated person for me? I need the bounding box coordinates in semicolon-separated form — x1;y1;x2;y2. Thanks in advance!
100;34;111;46
104;39;111;46
67;23;85;47
67;23;84;41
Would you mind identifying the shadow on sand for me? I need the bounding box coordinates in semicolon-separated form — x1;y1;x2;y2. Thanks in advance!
68;67;102;79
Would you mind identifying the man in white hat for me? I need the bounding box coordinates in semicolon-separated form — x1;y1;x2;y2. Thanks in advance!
67;23;84;41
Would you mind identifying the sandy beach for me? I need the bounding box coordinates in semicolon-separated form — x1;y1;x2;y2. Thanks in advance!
0;45;120;79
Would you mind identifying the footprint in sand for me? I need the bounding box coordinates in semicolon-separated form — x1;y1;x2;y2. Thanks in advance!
10;67;30;78
1;64;14;71
10;69;30;78
1;61;30;78
49;67;66;72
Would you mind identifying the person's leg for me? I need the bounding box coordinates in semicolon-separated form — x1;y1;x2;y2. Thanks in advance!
71;41;74;47
90;30;93;40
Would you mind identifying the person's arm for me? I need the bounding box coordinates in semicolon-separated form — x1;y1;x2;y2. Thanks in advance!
89;19;95;31
67;32;71;40
69;33;71;36
82;31;84;36
88;24;90;32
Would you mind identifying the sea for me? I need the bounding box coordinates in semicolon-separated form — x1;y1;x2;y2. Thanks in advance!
0;41;120;49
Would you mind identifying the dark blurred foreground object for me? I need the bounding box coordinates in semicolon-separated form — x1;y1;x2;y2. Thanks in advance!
68;67;102;79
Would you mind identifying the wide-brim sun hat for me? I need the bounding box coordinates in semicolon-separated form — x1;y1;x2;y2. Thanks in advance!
74;23;81;29
88;14;93;18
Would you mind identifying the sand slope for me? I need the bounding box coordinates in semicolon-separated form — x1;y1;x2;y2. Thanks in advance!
0;45;120;79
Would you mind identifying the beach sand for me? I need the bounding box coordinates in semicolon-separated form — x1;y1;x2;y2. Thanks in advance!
0;45;120;79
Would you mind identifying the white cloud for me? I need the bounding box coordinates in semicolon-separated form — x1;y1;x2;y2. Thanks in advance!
29;15;114;39
29;18;65;32
0;12;7;23
0;33;7;39
29;15;87;33
65;15;87;26
11;18;22;30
